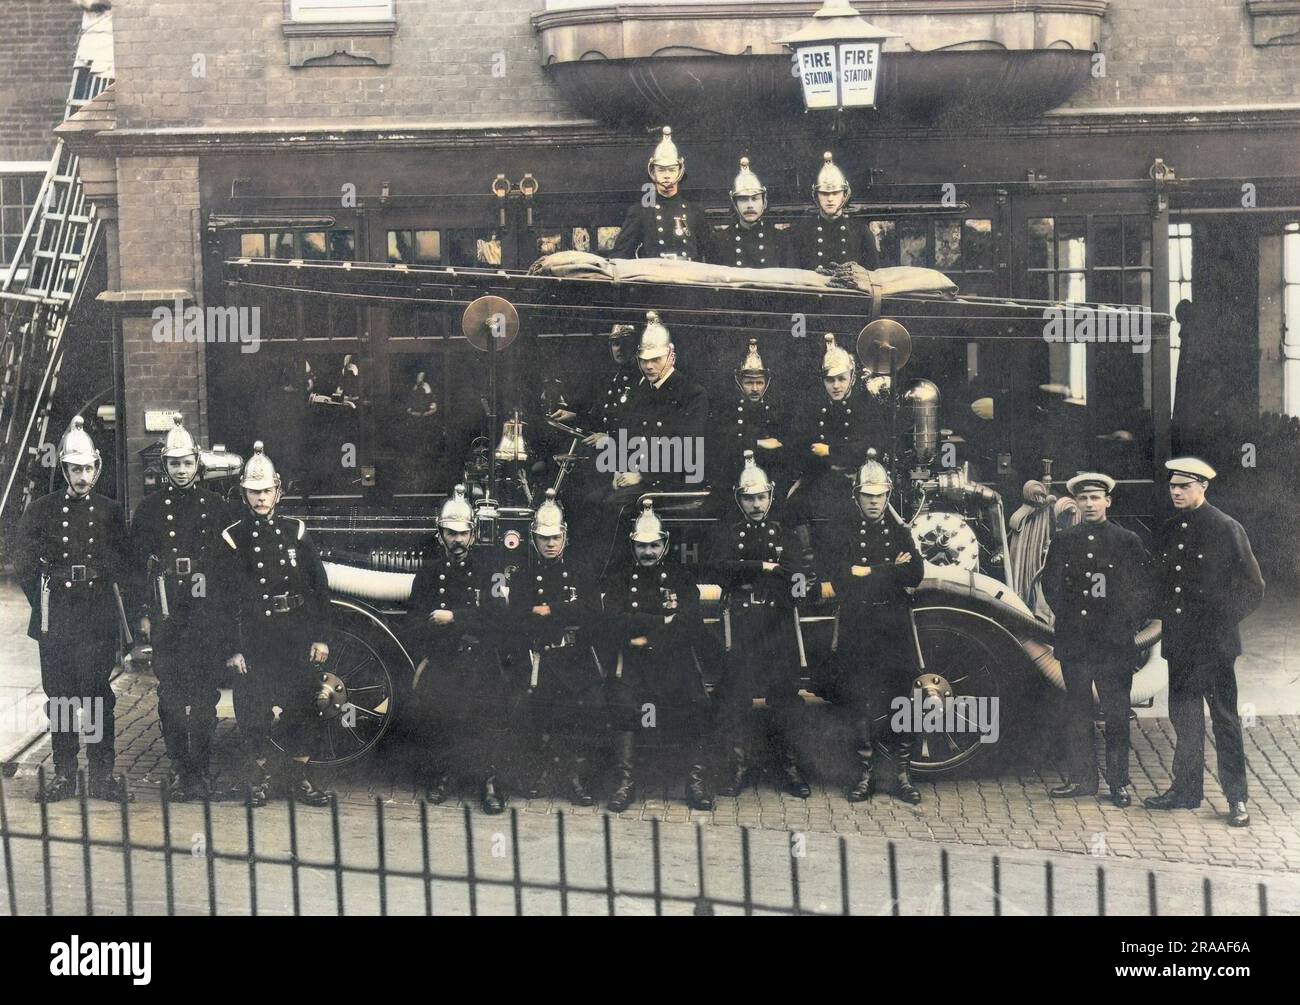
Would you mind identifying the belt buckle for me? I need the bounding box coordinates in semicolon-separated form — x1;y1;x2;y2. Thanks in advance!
175;557;191;575
71;565;87;582
271;594;291;613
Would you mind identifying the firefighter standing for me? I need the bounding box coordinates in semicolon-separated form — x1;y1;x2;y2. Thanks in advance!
790;152;880;272
1040;472;1150;807
14;417;132;803
1145;458;1263;828
507;490;604;806
713;157;790;269
406;485;509;814
129;416;235;801
611;127;714;263
823;451;925;804
220;442;333;807
602;500;714;813
787;334;887;563
710;452;811;798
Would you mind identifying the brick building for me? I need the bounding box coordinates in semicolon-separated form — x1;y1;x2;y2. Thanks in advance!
33;0;1300;511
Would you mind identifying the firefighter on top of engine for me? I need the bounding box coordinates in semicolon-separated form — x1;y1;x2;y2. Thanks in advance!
709;451;811;799
787;333;888;563
550;324;638;442
711;339;784;484
507;489;604;806
822;450;925;804
790;152;880;272
14;416;132;804
129;415;235;802
713;156;790;269
611;126;714;263
406;485;509;814
221;442;333;807
601;500;714;813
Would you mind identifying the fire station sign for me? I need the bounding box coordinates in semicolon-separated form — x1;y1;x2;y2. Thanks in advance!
797;45;839;109
778;0;897;113
838;41;882;107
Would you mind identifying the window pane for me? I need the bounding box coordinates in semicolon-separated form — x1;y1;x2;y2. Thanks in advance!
597;226;620;253
240;232;266;257
2;206;24;234
387;230;412;263
1092;270;1122;306
963;219;993;271
1124;218;1152;267
537;231;563;256
301;232;328;260
1093;216;1122;267
327;230;354;260
1;176;20;204
934;220;962;270
414;230;440;264
1124;270;1152;309
571;227;592;253
1056;218;1086;270
1024;271;1055;301
1027;218;1054;270
476;234;501;266
899;220;928;267
269;232;295;259
870;220;898;267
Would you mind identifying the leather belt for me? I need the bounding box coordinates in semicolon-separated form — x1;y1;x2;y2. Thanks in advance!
269;593;305;613
543;630;579;651
169;556;200;576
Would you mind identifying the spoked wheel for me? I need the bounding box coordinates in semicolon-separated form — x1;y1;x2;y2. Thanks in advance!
270;600;406;767
878;604;1033;776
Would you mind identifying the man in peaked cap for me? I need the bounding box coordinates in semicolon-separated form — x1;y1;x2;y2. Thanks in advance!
221;442;333;807
129;415;236;801
1145;458;1263;827
712;156;790;269
821;449;925;804
1040;471;1151;807
506;489;604;806
790;152;881;273
14;416;132;803
406;484;510;814
610;126;715;263
709;451;811;798
601;499;714;813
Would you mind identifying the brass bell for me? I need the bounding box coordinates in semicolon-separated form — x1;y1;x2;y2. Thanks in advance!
494;411;529;462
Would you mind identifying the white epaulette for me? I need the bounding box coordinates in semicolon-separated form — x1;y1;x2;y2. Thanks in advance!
295;518;306;541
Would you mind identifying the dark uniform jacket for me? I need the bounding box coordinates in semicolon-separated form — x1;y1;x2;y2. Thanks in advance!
128;482;235;630
602;560;705;662
407;551;501;659
793;388;887;480
610;193;713;262
711;219;790;269
1154;503;1264;663
711;516;804;611
13;489;129;642
220;513;331;657
1041;519;1150;664
507;555;602;681
790;214;880;272
583;366;639;435
625;369;711;488
712;397;783;479
824;510;924;655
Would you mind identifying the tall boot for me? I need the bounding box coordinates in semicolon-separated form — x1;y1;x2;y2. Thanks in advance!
846;722;874;803
481;768;505;815
794;524;815;568
779;740;811;799
685;745;715;812
287;757;332;807
892;734;922;805
716;743;749;797
567;754;595;807
607;732;636;813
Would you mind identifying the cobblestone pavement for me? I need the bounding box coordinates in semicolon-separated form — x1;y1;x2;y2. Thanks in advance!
8;668;1300;879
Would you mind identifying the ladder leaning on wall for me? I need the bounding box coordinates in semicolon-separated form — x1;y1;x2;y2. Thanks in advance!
0;58;112;536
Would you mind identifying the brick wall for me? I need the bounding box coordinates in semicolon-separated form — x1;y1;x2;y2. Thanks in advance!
115;154;206;498
0;0;84;160
1066;0;1300;109
111;0;575;129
